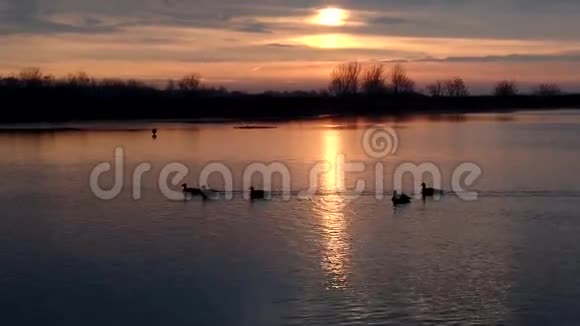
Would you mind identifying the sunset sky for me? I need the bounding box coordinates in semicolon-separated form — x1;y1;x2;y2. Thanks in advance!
2;0;580;92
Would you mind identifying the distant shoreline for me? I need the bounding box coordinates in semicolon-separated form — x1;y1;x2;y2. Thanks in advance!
3;87;580;124
0;107;578;131
3;66;580;123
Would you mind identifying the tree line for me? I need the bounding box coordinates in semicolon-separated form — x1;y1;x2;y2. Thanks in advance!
0;68;230;96
328;62;564;97
0;65;567;97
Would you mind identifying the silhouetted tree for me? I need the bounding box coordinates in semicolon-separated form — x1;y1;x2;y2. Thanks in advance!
19;67;43;81
494;80;518;96
390;64;415;95
178;73;202;91
444;77;469;97
329;62;362;96
427;80;445;97
362;63;387;95
19;67;44;87
533;83;562;96
66;72;92;87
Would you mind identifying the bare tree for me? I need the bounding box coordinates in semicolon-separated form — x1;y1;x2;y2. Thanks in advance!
19;67;45;87
66;71;92;87
494;80;518;96
390;64;415;95
329;62;362;96
533;83;562;96
178;73;202;91
427;80;445;97
361;63;386;95
444;77;469;97
19;67;43;81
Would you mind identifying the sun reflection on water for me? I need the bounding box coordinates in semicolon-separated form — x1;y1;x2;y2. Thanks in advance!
314;129;351;290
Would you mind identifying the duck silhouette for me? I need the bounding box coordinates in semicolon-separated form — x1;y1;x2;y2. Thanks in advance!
421;183;443;197
392;190;412;206
201;186;221;199
250;186;266;200
182;184;208;200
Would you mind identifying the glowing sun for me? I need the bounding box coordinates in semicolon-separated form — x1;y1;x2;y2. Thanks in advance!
316;8;348;26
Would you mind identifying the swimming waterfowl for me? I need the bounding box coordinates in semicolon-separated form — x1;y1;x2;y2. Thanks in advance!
181;183;203;196
201;186;221;199
201;185;219;193
421;183;443;197
250;186;266;200
182;183;201;194
392;190;412;206
182;184;208;199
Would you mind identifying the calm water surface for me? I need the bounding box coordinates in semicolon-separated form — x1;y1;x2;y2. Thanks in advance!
1;111;580;325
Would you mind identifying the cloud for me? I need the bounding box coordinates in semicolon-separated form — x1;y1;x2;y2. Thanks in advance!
265;43;297;48
406;53;580;63
0;0;121;35
232;21;271;33
0;18;119;35
2;0;580;41
2;0;580;91
368;16;409;25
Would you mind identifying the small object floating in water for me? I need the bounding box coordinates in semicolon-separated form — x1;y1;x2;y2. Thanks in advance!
152;128;158;139
421;182;444;197
250;186;266;200
392;190;412;206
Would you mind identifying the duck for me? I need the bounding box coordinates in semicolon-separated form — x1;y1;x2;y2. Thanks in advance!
421;183;443;197
182;183;201;194
201;186;221;199
250;186;266;200
201;185;220;193
182;184;208;199
392;190;412;206
152;128;158;136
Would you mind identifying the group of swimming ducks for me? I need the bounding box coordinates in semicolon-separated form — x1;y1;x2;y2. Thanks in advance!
182;184;266;200
159;127;441;205
392;183;444;206
183;182;442;205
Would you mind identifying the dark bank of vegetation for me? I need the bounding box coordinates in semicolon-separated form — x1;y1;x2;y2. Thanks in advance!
1;64;579;123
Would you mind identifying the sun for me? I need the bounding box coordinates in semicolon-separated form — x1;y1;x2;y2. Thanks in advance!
317;8;348;26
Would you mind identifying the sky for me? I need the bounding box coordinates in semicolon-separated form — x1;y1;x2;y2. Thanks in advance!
1;0;580;92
